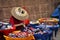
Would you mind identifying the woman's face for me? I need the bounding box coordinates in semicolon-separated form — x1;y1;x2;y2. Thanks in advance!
15;8;27;16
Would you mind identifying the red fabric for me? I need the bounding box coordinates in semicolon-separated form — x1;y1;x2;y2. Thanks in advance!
24;19;30;25
0;27;16;36
10;16;30;26
10;16;23;26
3;28;15;36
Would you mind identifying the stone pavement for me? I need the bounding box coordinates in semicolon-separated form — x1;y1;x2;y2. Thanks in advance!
53;29;60;40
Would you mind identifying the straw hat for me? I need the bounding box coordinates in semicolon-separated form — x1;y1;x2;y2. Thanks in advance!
11;7;29;20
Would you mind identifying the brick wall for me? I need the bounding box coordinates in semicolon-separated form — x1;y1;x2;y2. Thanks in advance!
0;0;60;22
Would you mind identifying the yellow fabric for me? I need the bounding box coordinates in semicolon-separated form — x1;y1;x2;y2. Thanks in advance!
4;35;35;40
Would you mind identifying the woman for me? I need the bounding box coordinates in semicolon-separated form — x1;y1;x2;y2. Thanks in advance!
10;7;29;31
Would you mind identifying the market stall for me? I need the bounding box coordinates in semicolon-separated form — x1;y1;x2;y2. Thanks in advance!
0;7;59;40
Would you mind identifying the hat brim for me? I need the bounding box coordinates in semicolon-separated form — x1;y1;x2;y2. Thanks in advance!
11;7;29;20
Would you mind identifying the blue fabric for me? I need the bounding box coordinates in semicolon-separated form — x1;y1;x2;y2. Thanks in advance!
34;32;53;40
51;8;59;17
48;25;59;37
51;7;60;16
34;34;47;40
29;24;59;40
29;24;39;29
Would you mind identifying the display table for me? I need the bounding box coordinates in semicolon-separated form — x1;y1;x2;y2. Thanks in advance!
33;30;53;40
28;24;58;40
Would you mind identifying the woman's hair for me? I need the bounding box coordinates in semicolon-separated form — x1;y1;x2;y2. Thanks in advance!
16;25;25;31
0;32;5;40
55;2;60;8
